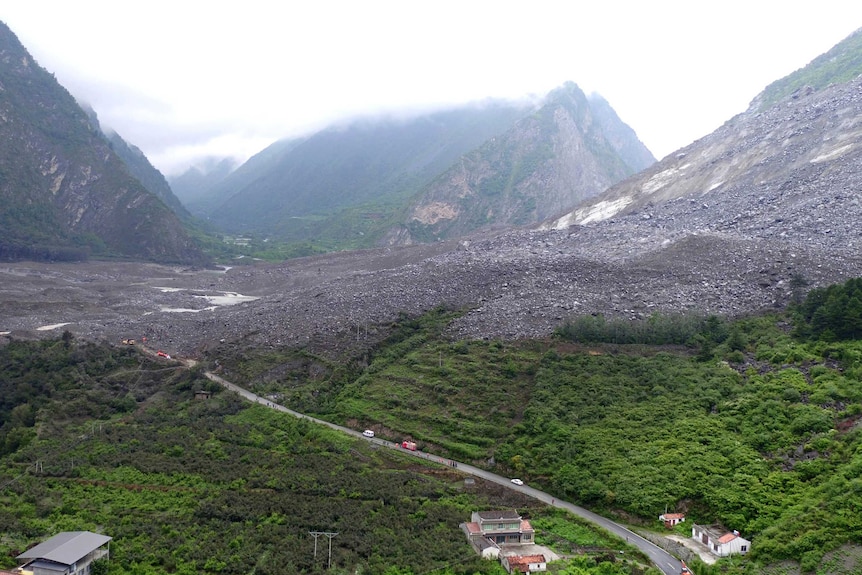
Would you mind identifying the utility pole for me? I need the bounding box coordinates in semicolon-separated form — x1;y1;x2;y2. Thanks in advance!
308;531;321;560
308;531;338;569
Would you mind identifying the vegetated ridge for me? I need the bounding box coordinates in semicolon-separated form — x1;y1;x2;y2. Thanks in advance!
196;102;537;243
752;27;862;112
390;82;655;244
0;336;644;575
185;85;653;249
0;21;208;265
93;113;192;222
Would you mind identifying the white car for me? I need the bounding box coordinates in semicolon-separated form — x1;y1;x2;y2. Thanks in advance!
510;478;524;486
362;430;375;438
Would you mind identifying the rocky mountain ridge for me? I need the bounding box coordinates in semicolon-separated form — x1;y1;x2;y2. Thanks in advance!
4;27;862;360
0;21;207;265
546;75;862;263
181;85;653;248
389;83;655;244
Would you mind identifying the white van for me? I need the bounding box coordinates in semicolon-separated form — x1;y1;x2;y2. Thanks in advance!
362;430;375;438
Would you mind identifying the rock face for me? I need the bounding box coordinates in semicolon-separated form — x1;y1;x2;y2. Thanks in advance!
0;21;208;265
396;83;655;243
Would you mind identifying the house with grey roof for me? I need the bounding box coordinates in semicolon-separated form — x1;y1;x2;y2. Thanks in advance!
16;531;111;575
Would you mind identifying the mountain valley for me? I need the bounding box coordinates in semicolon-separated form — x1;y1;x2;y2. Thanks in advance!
6;71;862;356
4;17;862;575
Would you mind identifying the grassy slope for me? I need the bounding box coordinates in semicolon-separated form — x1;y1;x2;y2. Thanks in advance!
755;29;862;111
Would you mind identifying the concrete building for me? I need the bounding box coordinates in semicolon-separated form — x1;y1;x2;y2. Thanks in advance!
691;524;750;557
16;531;111;575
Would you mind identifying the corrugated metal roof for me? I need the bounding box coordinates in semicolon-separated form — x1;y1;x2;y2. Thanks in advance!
21;559;68;573
17;531;111;565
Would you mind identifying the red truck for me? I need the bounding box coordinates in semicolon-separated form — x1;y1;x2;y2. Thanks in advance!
401;441;417;451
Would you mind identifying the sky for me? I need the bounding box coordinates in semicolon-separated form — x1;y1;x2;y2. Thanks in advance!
3;1;862;176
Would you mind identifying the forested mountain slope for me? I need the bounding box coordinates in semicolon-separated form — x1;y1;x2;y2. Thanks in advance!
392;83;654;243
200;103;535;238
0;337;644;575
0;21;207;265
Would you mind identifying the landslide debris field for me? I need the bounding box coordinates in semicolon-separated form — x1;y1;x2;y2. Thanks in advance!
6;78;862;359
3;217;861;360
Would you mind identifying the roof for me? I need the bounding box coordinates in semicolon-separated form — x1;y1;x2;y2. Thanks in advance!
693;524;726;540
22;560;68;573
661;512;685;520
507;554;546;565
475;537;497;551
17;532;112;565
464;522;482;535
520;519;534;532
477;510;521;521
718;532;738;544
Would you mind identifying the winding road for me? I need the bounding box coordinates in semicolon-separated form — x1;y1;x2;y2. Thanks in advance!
192;363;683;575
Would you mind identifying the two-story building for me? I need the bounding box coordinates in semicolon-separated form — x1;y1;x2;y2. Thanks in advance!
465;510;534;545
461;510;535;558
16;531;111;575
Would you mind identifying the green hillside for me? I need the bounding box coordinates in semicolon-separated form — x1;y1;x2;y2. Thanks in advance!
203;104;533;239
754;27;862;111
0;337;655;575
5;281;862;574
216;300;862;574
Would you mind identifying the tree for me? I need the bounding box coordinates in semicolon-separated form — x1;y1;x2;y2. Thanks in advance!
90;558;108;575
790;273;810;306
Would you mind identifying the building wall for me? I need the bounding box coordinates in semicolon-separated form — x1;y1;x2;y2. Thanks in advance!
718;537;750;556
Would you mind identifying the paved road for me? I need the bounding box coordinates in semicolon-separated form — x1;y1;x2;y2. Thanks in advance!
203;369;683;575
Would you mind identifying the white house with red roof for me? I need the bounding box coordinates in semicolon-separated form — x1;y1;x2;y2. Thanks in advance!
501;553;547;574
658;512;686;528
691;524;750;557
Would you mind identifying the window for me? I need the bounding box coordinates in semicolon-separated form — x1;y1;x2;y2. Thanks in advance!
741;545;747;552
